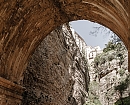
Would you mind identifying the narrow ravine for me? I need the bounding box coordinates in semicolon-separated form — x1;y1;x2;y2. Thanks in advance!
22;23;130;105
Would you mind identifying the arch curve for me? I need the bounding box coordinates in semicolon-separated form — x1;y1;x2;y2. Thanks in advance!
0;0;129;83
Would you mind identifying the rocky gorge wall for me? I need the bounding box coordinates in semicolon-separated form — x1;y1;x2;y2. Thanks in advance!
99;57;130;105
20;22;130;105
87;42;130;105
22;24;89;105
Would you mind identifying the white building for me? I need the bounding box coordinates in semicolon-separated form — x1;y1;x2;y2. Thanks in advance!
70;27;102;64
86;46;102;64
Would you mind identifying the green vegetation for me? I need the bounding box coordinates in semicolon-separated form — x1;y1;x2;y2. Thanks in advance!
114;96;130;105
107;54;115;61
93;41;126;69
93;53;108;68
90;36;129;105
103;41;115;52
89;27;129;105
84;81;102;105
114;75;130;105
118;68;125;76
84;99;102;105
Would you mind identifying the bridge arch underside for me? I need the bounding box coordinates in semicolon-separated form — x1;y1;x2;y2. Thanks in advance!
0;0;129;83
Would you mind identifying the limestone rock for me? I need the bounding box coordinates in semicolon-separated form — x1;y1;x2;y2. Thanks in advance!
88;42;130;105
22;24;89;105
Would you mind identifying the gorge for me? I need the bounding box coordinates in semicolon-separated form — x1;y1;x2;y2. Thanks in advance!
22;23;129;105
0;1;130;105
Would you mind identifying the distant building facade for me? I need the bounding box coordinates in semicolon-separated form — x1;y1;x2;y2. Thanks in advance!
71;27;102;64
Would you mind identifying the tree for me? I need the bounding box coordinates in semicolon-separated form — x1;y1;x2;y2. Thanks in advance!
103;41;116;52
114;75;130;105
111;34;121;44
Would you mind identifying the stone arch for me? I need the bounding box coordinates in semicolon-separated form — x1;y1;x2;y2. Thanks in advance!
0;0;129;84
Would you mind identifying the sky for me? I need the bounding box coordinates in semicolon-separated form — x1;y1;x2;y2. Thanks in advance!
70;20;112;49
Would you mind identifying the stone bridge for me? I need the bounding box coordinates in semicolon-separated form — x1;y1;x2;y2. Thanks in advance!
0;0;130;104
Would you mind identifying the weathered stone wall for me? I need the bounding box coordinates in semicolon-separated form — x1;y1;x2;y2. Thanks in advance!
0;77;24;105
0;0;129;84
0;1;129;104
22;24;89;105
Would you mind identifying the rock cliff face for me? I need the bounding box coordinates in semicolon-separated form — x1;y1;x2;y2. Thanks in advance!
21;22;129;105
87;42;130;105
22;24;89;105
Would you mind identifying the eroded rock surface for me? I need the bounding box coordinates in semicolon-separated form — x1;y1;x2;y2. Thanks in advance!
22;24;89;105
87;42;130;105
